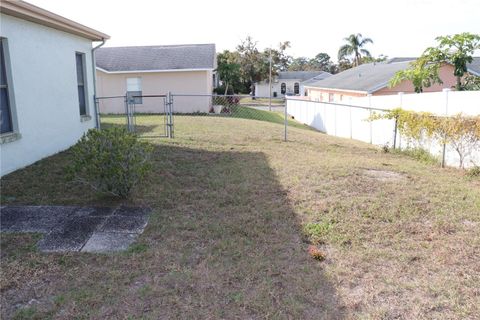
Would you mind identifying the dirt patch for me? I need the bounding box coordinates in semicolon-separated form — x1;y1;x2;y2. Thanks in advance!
362;169;406;182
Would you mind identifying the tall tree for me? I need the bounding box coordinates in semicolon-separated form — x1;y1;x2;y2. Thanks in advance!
216;50;242;94
338;33;373;67
423;33;480;90
236;36;269;94
389;57;442;93
389;33;480;92
309;53;333;72
288;57;310;71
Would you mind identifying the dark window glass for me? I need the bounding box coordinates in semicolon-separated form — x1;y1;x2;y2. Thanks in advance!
281;83;286;94
294;82;299;95
0;39;12;134
75;53;87;115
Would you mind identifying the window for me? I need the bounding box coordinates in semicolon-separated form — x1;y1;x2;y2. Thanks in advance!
75;53;87;116
328;93;334;102
294;82;299;95
280;83;286;94
126;77;142;104
0;39;13;134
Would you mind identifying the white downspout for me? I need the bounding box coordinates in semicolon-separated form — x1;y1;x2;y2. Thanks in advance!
91;39;106;129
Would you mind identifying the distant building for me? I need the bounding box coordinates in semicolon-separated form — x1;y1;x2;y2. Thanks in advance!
305;57;480;103
96;44;217;113
255;71;331;98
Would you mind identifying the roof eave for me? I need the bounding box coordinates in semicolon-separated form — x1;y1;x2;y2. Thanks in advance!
96;67;214;74
0;0;109;41
304;86;369;95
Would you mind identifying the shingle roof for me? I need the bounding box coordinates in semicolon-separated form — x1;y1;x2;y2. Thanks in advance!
278;71;328;81
300;72;332;85
306;59;416;93
306;57;480;93
96;44;216;72
468;57;480;76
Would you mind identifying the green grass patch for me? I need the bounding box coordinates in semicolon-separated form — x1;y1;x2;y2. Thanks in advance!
391;147;440;165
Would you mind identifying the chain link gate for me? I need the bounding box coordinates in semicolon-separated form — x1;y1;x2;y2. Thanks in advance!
95;93;174;138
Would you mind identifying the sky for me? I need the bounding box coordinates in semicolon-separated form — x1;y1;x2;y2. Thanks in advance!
28;0;480;62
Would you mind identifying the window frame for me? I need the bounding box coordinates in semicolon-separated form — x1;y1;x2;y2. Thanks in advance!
280;83;286;94
75;52;89;117
294;82;300;95
126;77;143;104
0;37;20;142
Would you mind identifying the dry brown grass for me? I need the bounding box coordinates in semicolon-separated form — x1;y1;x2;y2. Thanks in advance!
1;114;479;319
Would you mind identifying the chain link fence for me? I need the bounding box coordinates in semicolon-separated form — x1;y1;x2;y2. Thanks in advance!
96;94;290;141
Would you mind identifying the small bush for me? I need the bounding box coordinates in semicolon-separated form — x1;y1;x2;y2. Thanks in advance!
67;128;153;198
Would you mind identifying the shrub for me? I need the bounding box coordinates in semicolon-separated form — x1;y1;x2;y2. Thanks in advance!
67;128;153;198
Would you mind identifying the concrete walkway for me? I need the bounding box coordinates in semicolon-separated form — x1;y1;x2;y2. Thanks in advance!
0;205;150;253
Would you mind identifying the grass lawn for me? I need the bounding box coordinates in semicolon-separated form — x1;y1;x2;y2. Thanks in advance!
1;114;479;319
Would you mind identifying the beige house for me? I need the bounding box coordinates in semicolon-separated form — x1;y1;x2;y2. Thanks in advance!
96;44;217;113
305;57;480;103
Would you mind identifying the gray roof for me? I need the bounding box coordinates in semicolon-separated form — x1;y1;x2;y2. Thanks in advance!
96;44;216;72
300;72;332;85
468;57;480;76
306;58;415;93
307;57;480;92
278;71;328;81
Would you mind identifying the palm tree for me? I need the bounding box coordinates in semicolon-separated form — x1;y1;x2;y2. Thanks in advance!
338;34;373;67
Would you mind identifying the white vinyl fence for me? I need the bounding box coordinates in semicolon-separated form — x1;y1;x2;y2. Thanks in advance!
287;90;480;168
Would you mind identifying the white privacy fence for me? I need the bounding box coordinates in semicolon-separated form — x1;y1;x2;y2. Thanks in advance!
287;90;480;168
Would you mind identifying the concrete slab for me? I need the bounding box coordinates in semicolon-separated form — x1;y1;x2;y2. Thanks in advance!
1;205;151;253
0;206;78;233
81;232;138;253
101;215;148;234
37;216;106;252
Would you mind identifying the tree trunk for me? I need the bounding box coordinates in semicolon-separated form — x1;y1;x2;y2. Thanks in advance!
224;82;229;95
456;76;462;91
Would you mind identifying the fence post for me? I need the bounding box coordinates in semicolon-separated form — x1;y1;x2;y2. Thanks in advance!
441;88;450;167
167;91;173;138
94;95;101;130
394;92;404;149
284;98;288;142
368;94;372;144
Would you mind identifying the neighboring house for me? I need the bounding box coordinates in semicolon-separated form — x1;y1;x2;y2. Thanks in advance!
305;57;480;103
255;71;331;98
0;0;109;176
95;44;217;113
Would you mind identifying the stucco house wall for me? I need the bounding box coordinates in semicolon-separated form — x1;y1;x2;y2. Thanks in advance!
96;69;213;113
0;13;100;176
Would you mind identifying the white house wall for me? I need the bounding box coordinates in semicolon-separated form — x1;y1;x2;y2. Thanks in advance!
255;79;302;97
0;14;97;176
